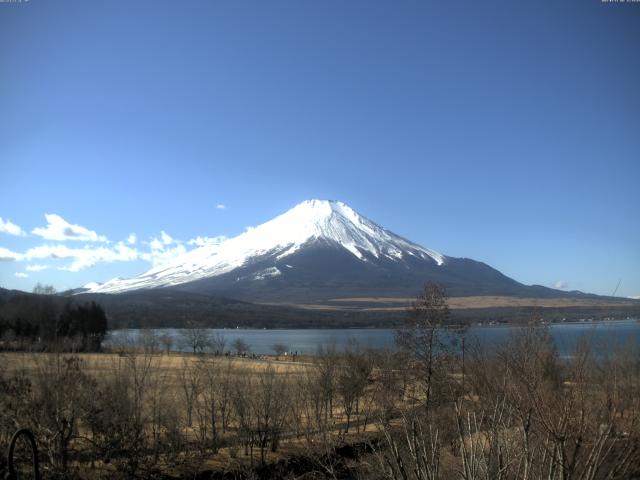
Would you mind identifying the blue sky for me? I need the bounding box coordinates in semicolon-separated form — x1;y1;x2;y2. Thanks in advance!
1;0;638;297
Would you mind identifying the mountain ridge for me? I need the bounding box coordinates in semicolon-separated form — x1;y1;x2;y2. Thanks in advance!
81;199;601;302
85;199;447;295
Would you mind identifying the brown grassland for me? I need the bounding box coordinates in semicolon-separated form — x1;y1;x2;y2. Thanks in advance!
291;296;640;311
0;351;358;474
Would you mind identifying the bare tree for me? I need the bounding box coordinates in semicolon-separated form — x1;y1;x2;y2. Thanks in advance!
83;350;159;477
461;325;640;480
232;338;250;356
272;343;287;360
29;354;93;475
396;282;454;411
211;331;226;355
374;408;443;480
337;344;372;434
372;348;409;421
159;334;173;355
140;329;160;354
194;357;222;453
231;373;253;462
246;365;291;464
179;358;201;428
33;283;57;295
180;322;211;354
317;344;338;424
217;358;235;433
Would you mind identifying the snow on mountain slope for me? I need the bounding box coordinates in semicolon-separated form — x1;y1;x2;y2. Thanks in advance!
85;199;445;294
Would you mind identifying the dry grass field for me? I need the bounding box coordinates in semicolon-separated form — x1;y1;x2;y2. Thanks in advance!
329;295;639;309
264;295;640;312
0;350;314;376
0;349;385;478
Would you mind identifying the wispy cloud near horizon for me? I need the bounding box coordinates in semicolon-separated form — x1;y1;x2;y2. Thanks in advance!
26;264;49;272
1;220;227;275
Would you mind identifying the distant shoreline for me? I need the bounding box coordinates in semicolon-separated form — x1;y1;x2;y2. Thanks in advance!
109;317;639;333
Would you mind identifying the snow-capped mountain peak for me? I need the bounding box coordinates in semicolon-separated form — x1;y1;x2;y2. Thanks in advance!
84;199;444;294
276;199;444;263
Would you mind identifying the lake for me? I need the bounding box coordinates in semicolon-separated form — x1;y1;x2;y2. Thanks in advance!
106;319;640;357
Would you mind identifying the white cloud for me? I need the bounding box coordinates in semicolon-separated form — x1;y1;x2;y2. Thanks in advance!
22;242;138;272
26;264;48;272
149;231;175;250
3;218;229;275
149;238;163;250
23;244;76;261
0;247;22;261
630;295;640;300
32;213;108;242
188;235;227;247
216;204;227;210
553;280;569;290
62;243;138;272
141;244;186;266
142;231;186;266
14;272;29;278
160;230;173;245
0;217;26;236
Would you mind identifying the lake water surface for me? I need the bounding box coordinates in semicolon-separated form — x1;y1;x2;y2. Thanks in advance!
106;319;640;357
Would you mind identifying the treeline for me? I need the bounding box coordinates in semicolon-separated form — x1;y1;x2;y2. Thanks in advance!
0;285;107;351
77;289;405;329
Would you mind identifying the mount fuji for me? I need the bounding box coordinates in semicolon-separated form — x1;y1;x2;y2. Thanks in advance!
83;199;570;302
